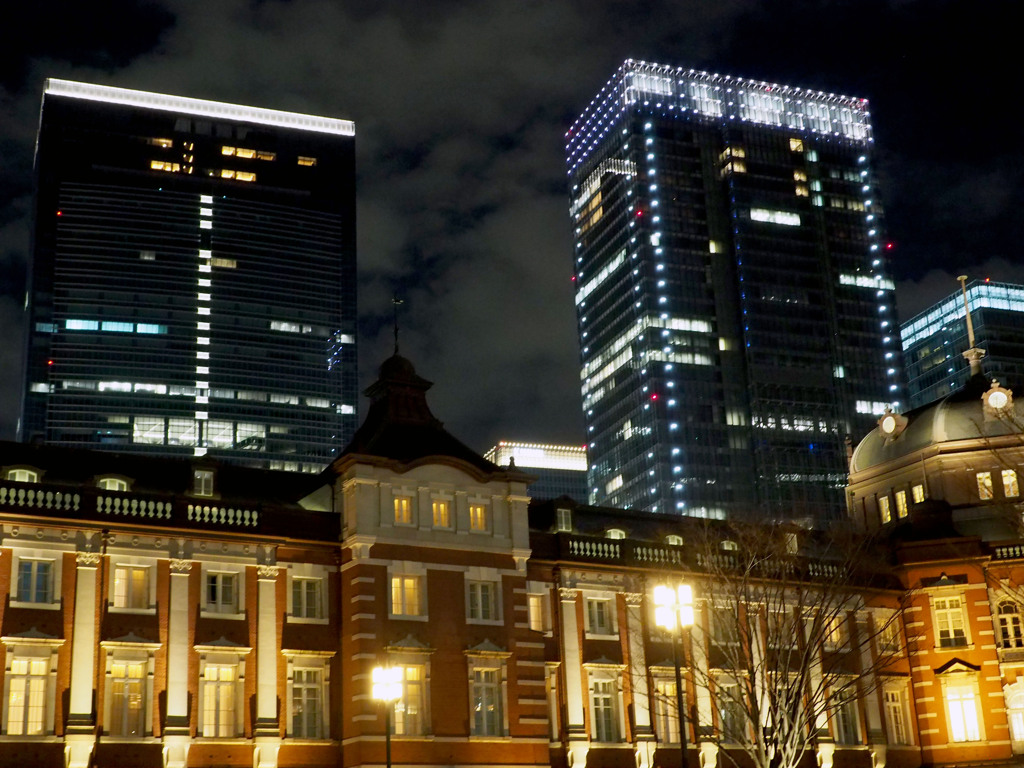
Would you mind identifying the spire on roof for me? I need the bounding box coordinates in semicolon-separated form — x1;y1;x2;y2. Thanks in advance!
958;274;985;376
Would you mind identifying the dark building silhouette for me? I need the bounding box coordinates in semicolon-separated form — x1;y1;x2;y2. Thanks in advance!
21;80;357;472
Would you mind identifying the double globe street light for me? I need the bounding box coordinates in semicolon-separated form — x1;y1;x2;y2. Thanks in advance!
372;666;402;768
654;583;694;761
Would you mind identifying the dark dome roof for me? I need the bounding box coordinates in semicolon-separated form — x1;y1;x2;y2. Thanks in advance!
851;374;1024;473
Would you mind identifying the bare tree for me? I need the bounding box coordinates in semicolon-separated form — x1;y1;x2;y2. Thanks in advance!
651;520;907;768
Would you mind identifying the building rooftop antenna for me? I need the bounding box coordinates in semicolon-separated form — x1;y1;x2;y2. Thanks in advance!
958;274;986;376
393;294;404;355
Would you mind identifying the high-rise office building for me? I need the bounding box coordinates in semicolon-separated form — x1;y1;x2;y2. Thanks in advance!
566;60;903;519
21;80;357;471
484;441;589;501
902;280;1024;408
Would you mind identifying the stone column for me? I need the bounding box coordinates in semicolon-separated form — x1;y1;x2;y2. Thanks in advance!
65;551;101;768
254;564;281;768
624;592;656;768
163;558;192;768
559;587;589;768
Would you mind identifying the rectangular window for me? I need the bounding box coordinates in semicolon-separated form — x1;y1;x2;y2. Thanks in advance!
716;680;745;743
206;573;238;614
884;687;909;744
297;156;317;167
998;601;1024;649
467;581;498;621
113;566;149;609
592;680;618;742
912;484;926;503
946;684;981;742
977;471;994;500
391;575;423;617
556;508;572;532
824;614;848;650
586;598;614;636
394;665;424;736
394;496;413;525
432;500;450;528
879;495;892;524
469;504;488;531
6;658;48;735
17;559;53;603
472;668;504;736
291;668;323;738
895;490;908;517
109;661;146;736
528;594;547;632
1004;469;1020;498
292;577;323;619
934;596;967;647
789;138;804;152
653;679;680;743
193;469;214;496
832;685;860;745
878;612;902;654
202;664;237;737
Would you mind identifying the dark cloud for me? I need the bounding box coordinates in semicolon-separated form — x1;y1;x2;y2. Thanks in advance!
0;0;1017;448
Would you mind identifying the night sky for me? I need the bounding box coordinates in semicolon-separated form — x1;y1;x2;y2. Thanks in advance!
0;0;1019;453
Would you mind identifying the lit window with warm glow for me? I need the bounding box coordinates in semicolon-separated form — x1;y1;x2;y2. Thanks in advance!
977;471;994;500
945;684;981;742
1004;469;1019;498
933;597;967;647
432;499;450;528
112;566;149;609
469;503;488;531
878;495;891;524
789;138;804;152
394;496;413;525
235;171;256;182
895;490;908;518
297;156;317;166
912;484;925;503
391;575;423;617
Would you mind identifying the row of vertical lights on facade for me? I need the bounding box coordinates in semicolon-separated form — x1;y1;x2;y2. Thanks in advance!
196;196;214;456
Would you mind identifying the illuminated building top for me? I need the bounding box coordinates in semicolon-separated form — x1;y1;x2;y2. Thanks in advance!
566;59;871;174
484;442;588;472
44;79;355;137
901;281;1024;350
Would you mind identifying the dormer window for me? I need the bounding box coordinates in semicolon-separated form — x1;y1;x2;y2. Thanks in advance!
193;469;214;497
98;477;129;492
664;534;683;546
555;508;572;533
606;529;626;540
6;468;40;483
721;540;738;552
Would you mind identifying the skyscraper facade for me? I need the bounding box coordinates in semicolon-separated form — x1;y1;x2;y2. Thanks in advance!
902;280;1024;408
484;441;589;501
566;60;903;519
21;80;357;471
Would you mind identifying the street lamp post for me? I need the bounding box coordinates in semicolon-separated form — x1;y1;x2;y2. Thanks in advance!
372;666;402;768
654;583;694;766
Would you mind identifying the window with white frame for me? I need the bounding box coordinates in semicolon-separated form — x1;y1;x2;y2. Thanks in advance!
585;596;615;636
556;508;572;532
112;565;150;610
877;610;902;655
823;612;849;651
1004;680;1024;753
944;681;981;742
4;654;51;735
467;580;499;622
108;660;147;736
16;558;54;604
998;600;1024;649
6;468;39;483
710;606;740;647
933;596;967;647
588;670;623;742
716;678;746;743
393;664;426;736
653;676;680;743
204;571;240;615
831;682;860;745
291;665;325;738
291;576;324;620
193;469;214;496
470;666;506;736
605;528;625;540
98;477;129;491
201;661;241;737
883;685;910;745
391;574;424;618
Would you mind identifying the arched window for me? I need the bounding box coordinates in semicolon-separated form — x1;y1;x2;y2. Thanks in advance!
605;529;626;540
999;601;1024;649
664;534;683;546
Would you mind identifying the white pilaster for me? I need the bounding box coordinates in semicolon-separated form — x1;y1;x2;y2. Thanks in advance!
165;559;192;732
559;587;589;768
66;550;100;768
255;565;280;728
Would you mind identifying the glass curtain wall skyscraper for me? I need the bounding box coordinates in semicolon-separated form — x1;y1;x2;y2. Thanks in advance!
21;80;357;471
566;60;904;519
902;280;1024;408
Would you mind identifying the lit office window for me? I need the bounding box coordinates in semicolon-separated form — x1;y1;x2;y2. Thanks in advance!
1004;469;1020;498
976;472;994;500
